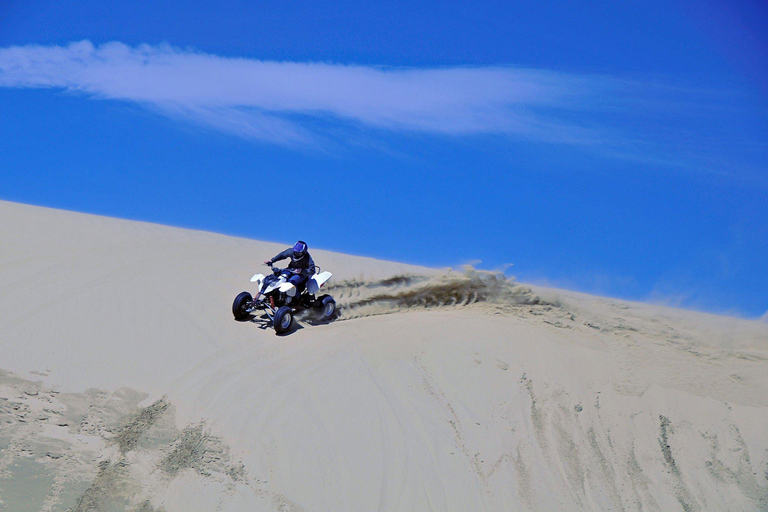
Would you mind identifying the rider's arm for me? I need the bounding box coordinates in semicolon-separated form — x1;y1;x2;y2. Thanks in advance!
268;248;292;265
303;255;317;276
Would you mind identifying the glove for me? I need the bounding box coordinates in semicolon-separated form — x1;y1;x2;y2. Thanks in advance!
264;260;272;266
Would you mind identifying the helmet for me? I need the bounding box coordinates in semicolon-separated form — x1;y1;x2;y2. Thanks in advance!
292;240;308;260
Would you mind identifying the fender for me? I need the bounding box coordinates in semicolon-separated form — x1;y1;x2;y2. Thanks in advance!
250;273;265;287
279;282;297;297
306;271;333;295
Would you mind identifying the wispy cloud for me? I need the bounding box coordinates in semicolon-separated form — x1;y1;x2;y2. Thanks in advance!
0;40;761;172
0;40;620;145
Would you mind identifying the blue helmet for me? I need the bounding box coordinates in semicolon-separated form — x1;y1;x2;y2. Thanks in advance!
292;240;308;260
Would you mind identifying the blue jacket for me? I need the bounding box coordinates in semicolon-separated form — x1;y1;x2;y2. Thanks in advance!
269;248;316;277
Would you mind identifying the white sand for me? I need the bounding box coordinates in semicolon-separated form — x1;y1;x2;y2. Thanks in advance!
1;200;766;511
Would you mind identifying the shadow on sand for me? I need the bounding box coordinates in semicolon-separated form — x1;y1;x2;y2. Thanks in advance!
234;312;307;336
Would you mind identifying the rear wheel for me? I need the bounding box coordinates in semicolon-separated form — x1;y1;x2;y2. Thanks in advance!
274;306;293;334
232;292;253;321
317;295;336;321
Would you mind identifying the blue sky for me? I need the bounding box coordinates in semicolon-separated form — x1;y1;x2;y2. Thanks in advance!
1;0;767;317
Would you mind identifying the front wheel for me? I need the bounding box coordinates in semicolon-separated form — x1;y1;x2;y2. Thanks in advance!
316;295;336;321
274;306;294;334
233;291;253;321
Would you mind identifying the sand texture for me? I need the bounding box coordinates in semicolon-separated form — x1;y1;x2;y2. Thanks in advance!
1;200;767;511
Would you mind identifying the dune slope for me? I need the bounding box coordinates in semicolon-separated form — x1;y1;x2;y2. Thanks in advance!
1;200;767;511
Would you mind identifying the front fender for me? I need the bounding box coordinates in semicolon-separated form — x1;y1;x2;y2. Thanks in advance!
250;273;265;288
279;282;297;296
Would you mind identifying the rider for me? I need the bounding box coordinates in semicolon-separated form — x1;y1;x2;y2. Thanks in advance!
264;240;316;295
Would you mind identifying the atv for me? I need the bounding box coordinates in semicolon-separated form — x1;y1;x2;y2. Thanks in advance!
232;264;336;334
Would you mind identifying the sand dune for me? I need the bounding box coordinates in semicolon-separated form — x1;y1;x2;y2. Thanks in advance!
1;200;767;511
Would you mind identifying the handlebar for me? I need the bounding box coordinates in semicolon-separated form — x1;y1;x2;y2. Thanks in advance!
266;264;298;275
264;262;318;274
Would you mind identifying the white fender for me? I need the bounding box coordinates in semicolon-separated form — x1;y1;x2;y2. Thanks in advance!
279;282;297;296
307;271;332;295
250;273;265;284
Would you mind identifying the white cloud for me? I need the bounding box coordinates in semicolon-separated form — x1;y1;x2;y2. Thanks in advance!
0;40;622;146
0;39;750;167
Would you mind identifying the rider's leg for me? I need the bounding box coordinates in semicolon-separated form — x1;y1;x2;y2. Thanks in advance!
288;274;307;294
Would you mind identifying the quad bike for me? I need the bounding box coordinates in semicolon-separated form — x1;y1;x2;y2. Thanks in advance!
232;264;336;334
